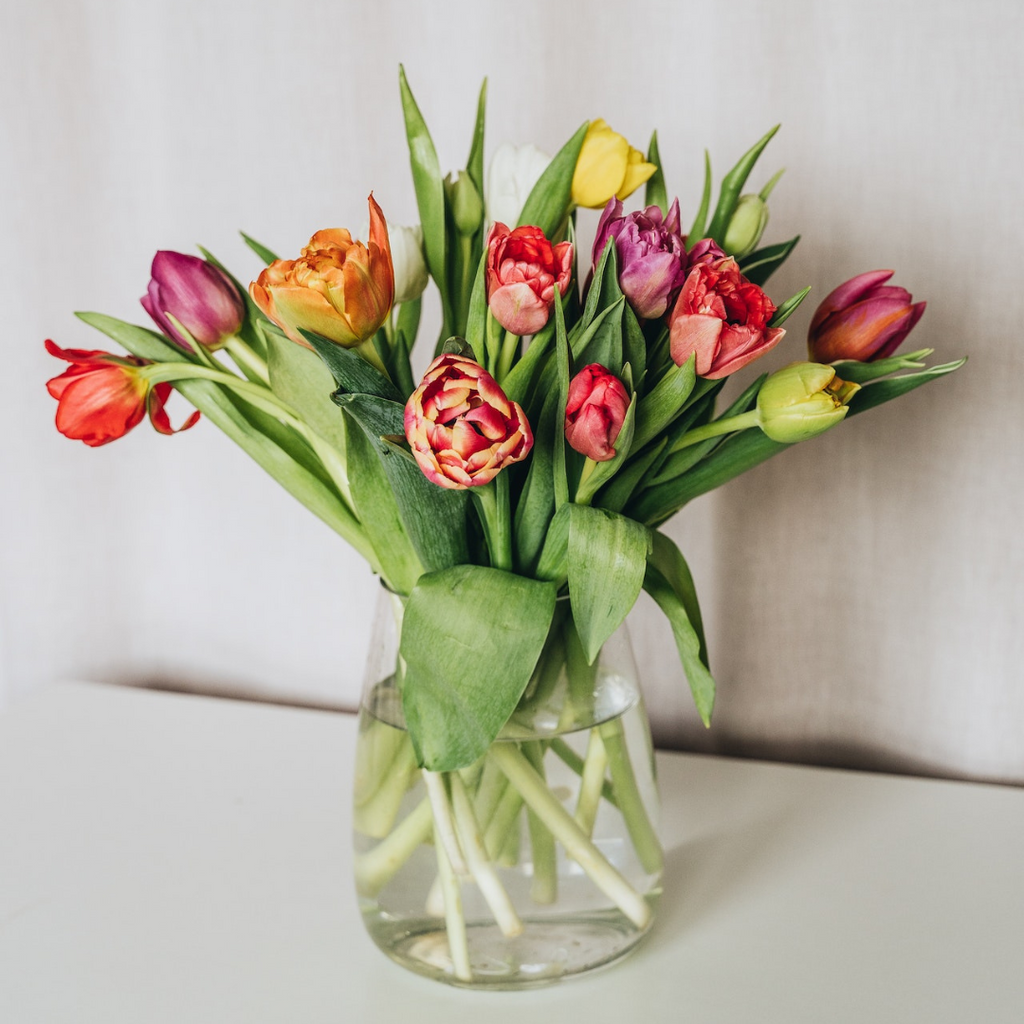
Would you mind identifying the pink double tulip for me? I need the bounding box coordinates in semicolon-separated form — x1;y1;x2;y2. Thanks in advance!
592;198;687;320
485;223;572;336
404;354;533;490
564;364;630;462
669;257;784;379
808;270;926;363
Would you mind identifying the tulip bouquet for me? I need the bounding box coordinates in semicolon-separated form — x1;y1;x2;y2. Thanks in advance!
47;68;963;985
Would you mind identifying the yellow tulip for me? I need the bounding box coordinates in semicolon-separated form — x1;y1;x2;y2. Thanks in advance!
571;119;657;209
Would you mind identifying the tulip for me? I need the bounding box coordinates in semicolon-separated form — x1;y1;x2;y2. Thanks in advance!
486;143;551;228
669;256;784;379
486;223;573;336
571;119;656;209
756;362;860;443
722;194;769;259
404;354;533;489
389;223;429;305
564;364;630;462
45;340;199;447
141;252;245;350
808;270;926;363
684;237;726;272
592;198;686;319
250;194;394;347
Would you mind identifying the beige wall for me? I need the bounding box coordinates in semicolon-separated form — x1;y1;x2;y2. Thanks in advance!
2;0;1021;783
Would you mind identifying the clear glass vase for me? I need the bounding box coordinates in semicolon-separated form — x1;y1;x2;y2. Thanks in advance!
353;588;662;989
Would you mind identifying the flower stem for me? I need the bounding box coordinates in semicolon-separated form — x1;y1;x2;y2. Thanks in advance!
352;732;417;839
488;744;652;929
496;329;520;382
574;729;608;838
470;476;512;571
671;410;760;451
223;336;270;384
423;771;467;876
523;742;558;904
549;739;619;809
433;821;472;981
482;779;523;858
354;795;433;898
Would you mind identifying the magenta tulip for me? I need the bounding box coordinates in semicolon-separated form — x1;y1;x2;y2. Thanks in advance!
808;270;926;363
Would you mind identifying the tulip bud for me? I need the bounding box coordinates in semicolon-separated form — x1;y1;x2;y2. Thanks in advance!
756;362;860;443
723;194;769;259
446;171;484;238
486;143;551;228
389;224;429;305
564;364;630;462
141;252;245;351
808;270;926;363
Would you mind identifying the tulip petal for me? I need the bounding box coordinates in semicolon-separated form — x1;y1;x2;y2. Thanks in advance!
489;282;551;336
809;269;894;334
670;314;723;376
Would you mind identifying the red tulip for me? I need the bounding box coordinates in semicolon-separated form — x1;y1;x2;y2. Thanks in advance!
808;270;926;363
485;223;572;336
564;364;630;462
45;340;199;447
669;256;784;379
404;354;533;490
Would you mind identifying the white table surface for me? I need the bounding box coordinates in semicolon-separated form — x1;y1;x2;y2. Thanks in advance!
1;682;1021;1023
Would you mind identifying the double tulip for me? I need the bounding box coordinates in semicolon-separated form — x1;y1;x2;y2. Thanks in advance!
571;119;656;210
669;256;784;379
564;364;630;462
250;195;394;347
808;270;926;363
404;354;533;490
45;340;198;447
592;198;687;320
485;223;572;336
141;251;245;350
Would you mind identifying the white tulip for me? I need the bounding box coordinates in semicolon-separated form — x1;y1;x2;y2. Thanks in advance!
388;223;430;305
485;143;551;228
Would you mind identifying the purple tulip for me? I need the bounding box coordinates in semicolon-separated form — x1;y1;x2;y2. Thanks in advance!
684;236;726;272
141;251;245;350
592;198;687;320
808;270;926;363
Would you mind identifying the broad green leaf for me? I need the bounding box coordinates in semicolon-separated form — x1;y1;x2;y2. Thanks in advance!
832;348;933;385
687;150;713;243
644;130;668;215
518;121;589;237
76;312;193;364
465;78;488;197
335;392;470;571
574;296;624;373
622;303;647;392
595;438;666;513
631;354;697;452
739;235;801;287
568;505;651;664
769;285;811;328
644;560;715;726
706;125;780;244
649;531;708;668
847;358;966;415
399;66;451;333
534;502;571;586
400;565;557;770
580;235;622;330
240;232;280;265
301;329;402;402
513;389;557;572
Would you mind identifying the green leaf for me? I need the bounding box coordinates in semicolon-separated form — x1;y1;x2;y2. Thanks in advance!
687;150;713;243
396;297;422;351
769;285;811;328
518;121;589;237
502;316;555;408
739;235;801;287
300;329;402;402
595;438;666;513
534;502;571;586
649;531;708;668
335;392;470;571
847;358;966;416
568;505;651;664
400;566;557;770
644;130;668;215
240;232;280;265
831;348;933;385
512;390;557;572
399;66;451;333
463;250;490;366
631;354;697;452
706;125;780;244
580;235;623;329
76;312;193;364
622;303;647;393
465;78;488;198
552;287;571;509
574;296;624;373
644;559;715;726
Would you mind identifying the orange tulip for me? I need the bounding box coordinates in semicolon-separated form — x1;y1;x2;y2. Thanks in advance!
250;195;394;347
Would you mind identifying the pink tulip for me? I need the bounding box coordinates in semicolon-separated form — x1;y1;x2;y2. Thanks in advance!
404;354;533;490
808;270;926;363
485;223;572;336
564;364;630;462
669;257;784;379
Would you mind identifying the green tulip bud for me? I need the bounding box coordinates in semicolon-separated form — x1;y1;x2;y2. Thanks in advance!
445;171;484;238
756;362;860;443
723;194;769;258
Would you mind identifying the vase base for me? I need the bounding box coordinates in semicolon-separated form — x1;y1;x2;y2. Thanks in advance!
367;907;657;989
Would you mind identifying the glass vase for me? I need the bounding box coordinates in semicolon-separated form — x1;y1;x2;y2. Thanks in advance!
353;588;662;989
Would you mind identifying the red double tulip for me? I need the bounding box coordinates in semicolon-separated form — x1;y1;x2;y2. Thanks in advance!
45;340;198;447
485;223;572;336
564;364;630;462
404;354;533;490
669;256;784;379
808;270;926;363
